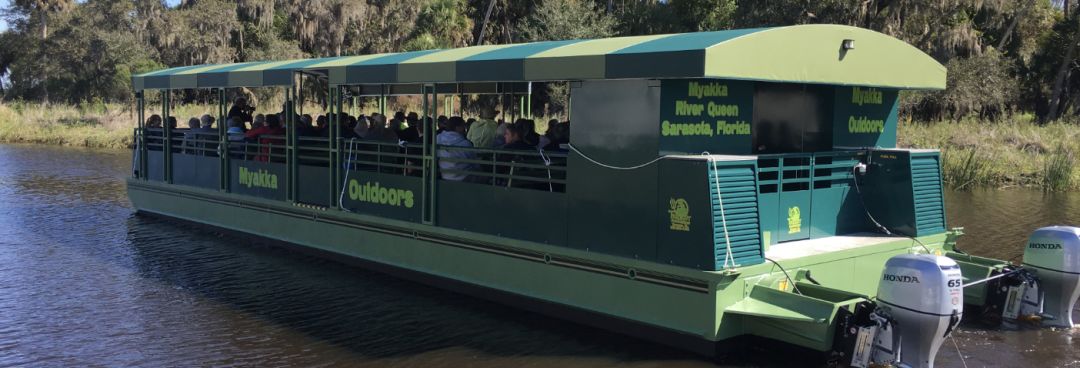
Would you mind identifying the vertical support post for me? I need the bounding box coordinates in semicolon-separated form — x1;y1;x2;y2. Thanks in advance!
526;82;533;119
499;84;506;123
421;84;438;225
163;90;172;184
380;85;387;115
137;91;146;180
432;85;439;122
518;94;524;122
219;88;229;192
330;85;341;208
286;82;296;202
457;84;464;116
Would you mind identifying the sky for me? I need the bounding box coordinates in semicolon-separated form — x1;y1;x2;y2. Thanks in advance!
0;0;8;32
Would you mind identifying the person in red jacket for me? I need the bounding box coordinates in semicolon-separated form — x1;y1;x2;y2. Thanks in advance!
245;114;286;162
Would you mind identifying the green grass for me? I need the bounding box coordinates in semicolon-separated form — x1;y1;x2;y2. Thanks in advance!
0;102;138;149
3;102;1080;190
898;116;1080;191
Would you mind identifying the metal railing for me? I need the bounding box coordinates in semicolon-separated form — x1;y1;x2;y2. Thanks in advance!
438;145;568;192
144;128;166;151
229;134;288;162
341;139;425;175
169;131;220;156
296;135;333;166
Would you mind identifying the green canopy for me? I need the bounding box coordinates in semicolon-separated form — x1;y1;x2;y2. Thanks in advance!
132;24;946;91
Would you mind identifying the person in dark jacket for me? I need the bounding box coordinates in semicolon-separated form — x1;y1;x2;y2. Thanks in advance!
228;97;254;125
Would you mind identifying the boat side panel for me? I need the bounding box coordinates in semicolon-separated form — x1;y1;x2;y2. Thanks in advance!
127;182;727;344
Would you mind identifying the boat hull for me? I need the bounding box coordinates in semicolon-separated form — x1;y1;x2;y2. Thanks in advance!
127;178;950;356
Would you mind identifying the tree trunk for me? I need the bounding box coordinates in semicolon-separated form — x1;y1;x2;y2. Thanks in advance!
998;3;1029;50
40;11;48;40
1047;34;1078;121
475;0;497;45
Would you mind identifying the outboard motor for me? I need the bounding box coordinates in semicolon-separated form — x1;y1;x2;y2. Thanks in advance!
1022;226;1080;328
876;254;963;368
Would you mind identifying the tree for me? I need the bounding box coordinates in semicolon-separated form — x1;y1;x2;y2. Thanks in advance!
403;0;474;50
517;0;616;41
11;0;72;40
671;0;735;31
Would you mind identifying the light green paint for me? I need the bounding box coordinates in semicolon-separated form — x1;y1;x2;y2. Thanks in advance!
523;34;669;80
703;25;946;90
397;44;509;83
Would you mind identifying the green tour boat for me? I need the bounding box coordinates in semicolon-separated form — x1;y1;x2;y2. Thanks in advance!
127;24;1080;368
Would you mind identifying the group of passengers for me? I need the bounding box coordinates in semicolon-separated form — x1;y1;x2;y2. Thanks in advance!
434;107;569;185
144;98;570;186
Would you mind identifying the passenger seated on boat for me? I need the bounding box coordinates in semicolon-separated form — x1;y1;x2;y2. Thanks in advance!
251;114;265;130
499;123;551;190
353;114;371;138
406;112;419;130
244;114;286;162
493;120;507;147
467;107;498;148
437;116;477;181
228;97;254;125
144;115;163;150
339;114;358;139
198;114;216;133
543;122;569;151
227;118;245;142
501;122;532;151
146;114;162;129
316;115;328;135
367;114;398;143
436;115;448;134
538;119;558;149
181;117;201;154
225;118;246;158
395;115;421;143
297;114;318;137
167;116;177;129
518;119;540;146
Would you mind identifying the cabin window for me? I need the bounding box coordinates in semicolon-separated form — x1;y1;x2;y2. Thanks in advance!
751;84;833;154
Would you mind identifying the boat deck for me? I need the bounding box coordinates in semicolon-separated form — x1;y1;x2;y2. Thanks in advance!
764;233;907;262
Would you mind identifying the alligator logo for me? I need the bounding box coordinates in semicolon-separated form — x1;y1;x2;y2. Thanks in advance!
668;198;690;232
787;206;801;234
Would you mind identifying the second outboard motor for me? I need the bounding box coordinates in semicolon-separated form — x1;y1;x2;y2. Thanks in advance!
1022;226;1080;328
876;254;963;368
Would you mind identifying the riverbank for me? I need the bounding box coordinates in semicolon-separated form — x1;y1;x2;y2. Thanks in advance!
1;102;1077;190
898;117;1080;191
0;102;138;149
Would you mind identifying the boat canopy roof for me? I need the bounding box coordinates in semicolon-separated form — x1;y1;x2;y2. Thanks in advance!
132;24;945;92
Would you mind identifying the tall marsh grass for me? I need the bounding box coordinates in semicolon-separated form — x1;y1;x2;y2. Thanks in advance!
899;116;1080;191
1043;148;1076;192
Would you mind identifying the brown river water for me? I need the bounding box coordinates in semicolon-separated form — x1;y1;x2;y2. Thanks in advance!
0;143;1078;367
